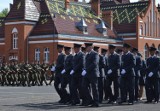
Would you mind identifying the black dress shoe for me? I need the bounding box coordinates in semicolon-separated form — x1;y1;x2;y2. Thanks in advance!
58;99;64;103
107;100;113;104
118;100;126;105
128;102;134;105
91;103;99;107
71;101;80;106
144;101;152;104
154;101;158;104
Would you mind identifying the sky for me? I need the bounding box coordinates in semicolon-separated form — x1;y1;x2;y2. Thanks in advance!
0;0;159;12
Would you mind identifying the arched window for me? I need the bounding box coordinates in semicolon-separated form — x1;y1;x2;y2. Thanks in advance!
139;25;143;35
35;48;40;61
44;48;49;63
144;44;149;59
12;28;18;49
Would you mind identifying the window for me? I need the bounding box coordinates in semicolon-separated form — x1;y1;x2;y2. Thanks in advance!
44;48;49;63
147;16;149;36
83;27;88;34
12;28;18;49
35;48;40;61
150;10;152;36
139;25;143;35
144;23;146;36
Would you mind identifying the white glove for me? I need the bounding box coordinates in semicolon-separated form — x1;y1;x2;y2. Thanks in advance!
51;66;56;71
70;70;74;75
107;69;112;75
148;72;153;77
121;69;126;75
61;69;66;74
82;70;87;76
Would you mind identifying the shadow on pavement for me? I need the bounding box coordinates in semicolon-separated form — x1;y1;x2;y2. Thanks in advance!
6;101;135;110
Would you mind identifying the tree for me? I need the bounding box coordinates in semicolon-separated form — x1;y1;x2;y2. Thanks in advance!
0;8;9;17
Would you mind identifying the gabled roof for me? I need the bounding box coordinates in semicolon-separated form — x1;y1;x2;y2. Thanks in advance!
6;0;40;22
101;1;148;24
30;0;117;38
0;18;5;38
30;0;58;36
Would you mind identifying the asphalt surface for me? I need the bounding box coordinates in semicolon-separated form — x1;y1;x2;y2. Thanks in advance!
0;84;160;111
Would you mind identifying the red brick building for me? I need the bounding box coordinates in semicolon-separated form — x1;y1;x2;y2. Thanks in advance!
0;0;159;63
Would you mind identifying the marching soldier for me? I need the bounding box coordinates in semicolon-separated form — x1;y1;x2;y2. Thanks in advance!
145;47;160;104
101;49;109;101
70;44;85;105
53;45;66;103
94;46;105;103
0;63;7;86
82;43;99;107
61;46;73;104
138;53;146;100
119;43;135;105
106;44;120;104
40;62;49;86
132;48;142;102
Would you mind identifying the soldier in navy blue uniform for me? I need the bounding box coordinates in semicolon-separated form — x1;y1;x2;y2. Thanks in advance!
61;47;73;104
53;45;66;103
119;43;135;105
94;46;105;103
82;43;99;107
101;49;109;101
70;44;85;105
132;48;142;102
106;44;120;104
145;47;160;104
138;53;146;100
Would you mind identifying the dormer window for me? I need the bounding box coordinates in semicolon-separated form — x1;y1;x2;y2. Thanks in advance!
12;28;18;49
96;19;107;36
76;18;88;34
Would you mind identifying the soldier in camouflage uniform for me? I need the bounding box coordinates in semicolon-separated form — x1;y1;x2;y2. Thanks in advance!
49;62;55;85
40;62;49;86
0;63;7;86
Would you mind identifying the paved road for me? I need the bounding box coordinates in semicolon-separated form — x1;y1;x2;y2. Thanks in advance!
0;85;160;111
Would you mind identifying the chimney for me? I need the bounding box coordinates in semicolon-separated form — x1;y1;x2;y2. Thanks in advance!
102;11;113;30
10;3;13;9
65;0;70;10
13;0;16;4
90;0;100;17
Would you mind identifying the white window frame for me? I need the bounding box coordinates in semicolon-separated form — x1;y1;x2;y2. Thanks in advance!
12;28;18;49
139;25;143;36
44;48;49;63
35;48;40;61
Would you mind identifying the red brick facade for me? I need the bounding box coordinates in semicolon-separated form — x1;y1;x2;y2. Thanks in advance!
0;0;159;63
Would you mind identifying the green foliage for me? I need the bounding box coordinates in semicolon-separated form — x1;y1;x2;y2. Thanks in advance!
0;8;9;17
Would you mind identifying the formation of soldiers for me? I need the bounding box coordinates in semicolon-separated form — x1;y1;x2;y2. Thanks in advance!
0;61;51;87
52;43;160;107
